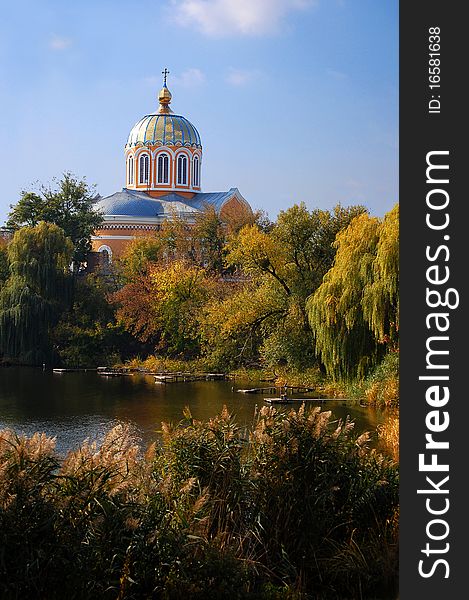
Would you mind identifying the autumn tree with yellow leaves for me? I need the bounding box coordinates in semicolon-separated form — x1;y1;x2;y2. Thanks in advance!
115;260;217;356
201;203;366;368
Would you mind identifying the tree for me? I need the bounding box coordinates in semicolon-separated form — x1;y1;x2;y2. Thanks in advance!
219;203;366;369
193;205;226;274
227;203;366;299
200;278;286;368
115;260;212;357
0;239;9;286
0;222;74;364
51;274;131;367
117;236;164;282
306;204;399;381
362;204;399;343
157;211;195;264
6;173;103;267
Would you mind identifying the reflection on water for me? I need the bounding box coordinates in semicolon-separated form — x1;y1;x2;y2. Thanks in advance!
0;367;387;456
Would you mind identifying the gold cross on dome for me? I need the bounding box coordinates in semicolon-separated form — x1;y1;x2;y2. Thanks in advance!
162;68;170;86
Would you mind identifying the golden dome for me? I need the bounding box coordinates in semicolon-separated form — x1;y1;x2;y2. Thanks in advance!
126;113;201;148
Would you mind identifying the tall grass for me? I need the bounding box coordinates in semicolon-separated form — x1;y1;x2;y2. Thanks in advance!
357;352;399;408
378;415;399;464
0;407;398;599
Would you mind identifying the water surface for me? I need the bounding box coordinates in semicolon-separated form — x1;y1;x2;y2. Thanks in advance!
0;367;386;455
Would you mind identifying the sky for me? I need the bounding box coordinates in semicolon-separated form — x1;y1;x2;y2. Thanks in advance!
0;0;398;224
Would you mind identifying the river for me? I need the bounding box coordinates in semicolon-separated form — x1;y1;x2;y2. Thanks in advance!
0;367;387;455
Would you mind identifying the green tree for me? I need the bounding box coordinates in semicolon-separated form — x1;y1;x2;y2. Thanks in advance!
0;222;74;364
0;239;9;286
200;278;286;368
193;205;226;274
6;173;103;267
227;203;366;302
216;203;366;369
362;204;399;343
307;204;399;380
52;274;130;367
115;260;212;357
117;236;164;282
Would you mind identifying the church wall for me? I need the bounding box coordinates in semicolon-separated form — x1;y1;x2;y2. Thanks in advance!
92;226;159;258
126;145;201;194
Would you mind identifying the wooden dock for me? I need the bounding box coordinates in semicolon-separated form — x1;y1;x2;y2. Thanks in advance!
264;397;346;405
154;372;232;384
237;385;316;395
98;371;134;377
52;368;97;373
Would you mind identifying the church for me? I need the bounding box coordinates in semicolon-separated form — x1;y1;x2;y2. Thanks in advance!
91;70;252;261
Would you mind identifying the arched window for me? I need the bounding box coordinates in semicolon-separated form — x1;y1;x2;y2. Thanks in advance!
139;154;150;184
127;155;134;185
192;155;200;187
97;244;112;265
177;154;188;185
157;153;169;184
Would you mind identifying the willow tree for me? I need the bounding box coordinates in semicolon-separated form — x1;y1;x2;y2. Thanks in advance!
307;204;399;381
0;240;8;286
0;222;74;364
362;204;399;343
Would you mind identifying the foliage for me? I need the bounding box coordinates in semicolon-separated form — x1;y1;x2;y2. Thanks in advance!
6;173;103;267
115;205;265;282
0;406;398;599
1;187;399;385
115;260;213;356
51;275;131;367
362;204;399;343
248;405;398;596
227;203;366;298
201;203;366;369
307;205;399;381
0;222;74;364
200;278;286;368
354;351;400;408
116;236;164;281
0;239;9;286
192;204;226;274
378;414;399;463
222;202;269;236
156;211;196;263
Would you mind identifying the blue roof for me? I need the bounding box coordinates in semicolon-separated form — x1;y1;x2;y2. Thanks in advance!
95;188;246;219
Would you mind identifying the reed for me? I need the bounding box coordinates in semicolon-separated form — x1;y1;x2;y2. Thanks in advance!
377;415;399;463
0;406;398;599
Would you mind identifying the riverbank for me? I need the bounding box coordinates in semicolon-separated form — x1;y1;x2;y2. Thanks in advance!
121;351;399;409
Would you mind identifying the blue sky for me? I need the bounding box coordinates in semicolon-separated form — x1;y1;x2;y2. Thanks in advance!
0;0;398;224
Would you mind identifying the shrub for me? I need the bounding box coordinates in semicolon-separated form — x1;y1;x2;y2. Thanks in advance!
0;407;399;599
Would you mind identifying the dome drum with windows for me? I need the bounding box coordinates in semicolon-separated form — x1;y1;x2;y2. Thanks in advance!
93;70;251;259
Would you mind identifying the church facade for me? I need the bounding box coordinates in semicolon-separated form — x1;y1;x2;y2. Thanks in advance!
92;71;251;260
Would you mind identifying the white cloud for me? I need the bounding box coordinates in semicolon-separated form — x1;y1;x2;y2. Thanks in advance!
225;67;260;86
170;0;316;37
49;35;72;51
